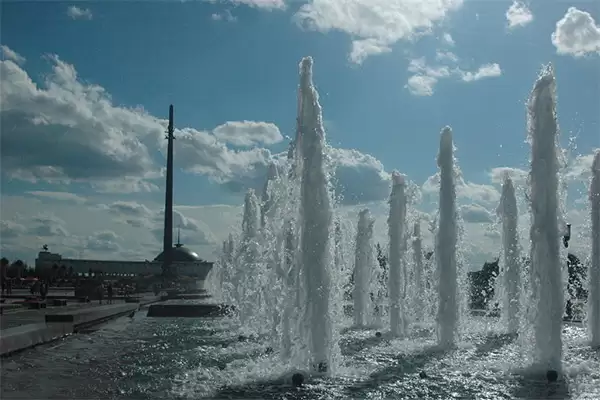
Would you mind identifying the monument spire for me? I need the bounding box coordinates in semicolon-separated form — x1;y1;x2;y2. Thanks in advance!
162;104;175;275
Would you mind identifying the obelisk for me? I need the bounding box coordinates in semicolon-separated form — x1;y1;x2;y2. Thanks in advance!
162;105;175;276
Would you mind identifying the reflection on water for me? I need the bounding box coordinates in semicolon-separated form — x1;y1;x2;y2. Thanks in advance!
1;314;599;400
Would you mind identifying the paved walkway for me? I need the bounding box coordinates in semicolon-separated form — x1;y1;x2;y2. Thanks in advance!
0;294;160;330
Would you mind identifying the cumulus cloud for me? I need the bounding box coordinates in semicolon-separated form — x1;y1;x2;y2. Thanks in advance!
0;56;163;189
349;39;392;65
29;215;69;237
442;33;455;46
1;220;26;239
228;0;285;10
26;191;86;204
87;231;120;252
329;148;391;204
294;0;464;63
211;9;237;22
505;1;533;29
0;52;283;195
552;7;600;57
67;5;93;20
459;63;502;82
422;172;500;207
153;209;217;246
460;203;494;223
489;167;528;186
1;45;25;65
436;50;458;63
212;121;283;146
405;57;502;96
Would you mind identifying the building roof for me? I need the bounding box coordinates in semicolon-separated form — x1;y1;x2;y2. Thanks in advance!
153;245;204;263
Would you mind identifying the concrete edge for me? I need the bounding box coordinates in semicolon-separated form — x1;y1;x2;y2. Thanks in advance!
0;322;74;357
1;296;162;357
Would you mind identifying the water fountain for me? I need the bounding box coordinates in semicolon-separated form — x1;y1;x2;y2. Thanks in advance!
498;175;521;334
590;151;600;347
388;171;408;336
13;59;600;400
412;222;424;319
436;127;459;349
353;209;376;327
527;65;564;373
297;56;335;374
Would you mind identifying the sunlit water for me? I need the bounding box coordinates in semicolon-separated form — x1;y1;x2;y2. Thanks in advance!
2;310;599;400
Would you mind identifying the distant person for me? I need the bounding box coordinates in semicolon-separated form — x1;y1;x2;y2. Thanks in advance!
40;281;48;300
33;280;41;296
0;258;7;296
107;283;113;304
97;284;104;305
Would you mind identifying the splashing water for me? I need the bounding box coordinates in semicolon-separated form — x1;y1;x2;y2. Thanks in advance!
498;175;521;334
206;58;600;398
436;127;459;349
298;56;335;374
388;171;408;336
590;151;600;347
353;209;376;327
527;64;563;372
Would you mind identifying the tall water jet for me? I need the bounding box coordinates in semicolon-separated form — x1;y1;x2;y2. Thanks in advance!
436;126;459;349
281;83;305;361
590;151;600;347
353;209;375;327
412;222;424;320
498;175;521;334
527;64;563;372
238;189;261;325
388;171;407;336
261;162;280;228
298;56;334;373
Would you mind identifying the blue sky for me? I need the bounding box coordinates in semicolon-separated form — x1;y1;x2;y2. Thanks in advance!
1;0;599;264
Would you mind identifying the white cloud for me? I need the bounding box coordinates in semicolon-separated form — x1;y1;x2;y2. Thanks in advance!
460;203;493;223
405;57;502;96
505;1;533;29
0;45;25;65
67;5;93;20
29;214;70;237
0;195;234;263
27;191;87;204
212;9;237;22
212;121;283;146
349;39;392;65
489;166;528;186
406;74;439;96
442;33;455;46
0;220;26;239
436;50;458;63
87;231;121;252
228;0;285;10
0;48;399;206
0;56;163;189
552;7;600;57
459;63;502;82
565;150;600;180
294;0;464;63
329;148;391;204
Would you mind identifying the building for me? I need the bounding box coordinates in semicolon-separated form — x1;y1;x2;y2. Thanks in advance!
35;243;213;282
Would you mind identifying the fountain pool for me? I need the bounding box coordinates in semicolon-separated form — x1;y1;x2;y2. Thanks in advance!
1;309;598;399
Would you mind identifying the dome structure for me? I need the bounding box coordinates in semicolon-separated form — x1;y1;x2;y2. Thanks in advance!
154;245;203;263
